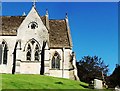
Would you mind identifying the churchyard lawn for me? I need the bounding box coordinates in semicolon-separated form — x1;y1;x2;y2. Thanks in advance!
1;74;113;90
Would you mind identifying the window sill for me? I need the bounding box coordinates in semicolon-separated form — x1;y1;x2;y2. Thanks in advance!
0;64;7;66
21;61;40;63
49;68;61;70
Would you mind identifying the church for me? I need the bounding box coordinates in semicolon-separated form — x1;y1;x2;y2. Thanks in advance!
0;3;78;80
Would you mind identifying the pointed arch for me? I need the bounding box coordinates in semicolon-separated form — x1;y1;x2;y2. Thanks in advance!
24;38;41;61
2;40;8;49
24;38;41;51
52;51;61;69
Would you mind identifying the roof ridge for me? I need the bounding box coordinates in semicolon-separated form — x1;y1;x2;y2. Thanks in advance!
1;16;25;17
49;19;65;20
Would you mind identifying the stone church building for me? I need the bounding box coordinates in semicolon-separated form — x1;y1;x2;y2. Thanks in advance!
0;3;78;80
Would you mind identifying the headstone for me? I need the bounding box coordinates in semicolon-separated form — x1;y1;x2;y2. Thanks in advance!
115;86;120;91
94;79;103;89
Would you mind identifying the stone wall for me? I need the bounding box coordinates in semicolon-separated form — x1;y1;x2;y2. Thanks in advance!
0;36;17;73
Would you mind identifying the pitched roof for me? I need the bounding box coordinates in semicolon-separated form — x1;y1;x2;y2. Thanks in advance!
0;16;25;35
49;19;70;48
0;16;72;48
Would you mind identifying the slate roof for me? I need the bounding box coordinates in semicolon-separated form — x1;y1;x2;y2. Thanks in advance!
0;16;72;48
0;16;25;35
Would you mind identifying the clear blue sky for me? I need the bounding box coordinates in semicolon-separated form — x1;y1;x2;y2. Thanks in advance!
2;2;118;75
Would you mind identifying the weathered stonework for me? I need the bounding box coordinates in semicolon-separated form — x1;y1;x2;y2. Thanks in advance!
0;4;78;80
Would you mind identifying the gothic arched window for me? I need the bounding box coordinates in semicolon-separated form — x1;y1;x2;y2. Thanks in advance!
26;44;31;60
34;44;39;61
25;39;41;61
52;57;55;68
2;41;8;64
52;52;61;69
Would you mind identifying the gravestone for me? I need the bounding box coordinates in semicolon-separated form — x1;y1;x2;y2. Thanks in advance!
94;79;103;89
115;86;120;91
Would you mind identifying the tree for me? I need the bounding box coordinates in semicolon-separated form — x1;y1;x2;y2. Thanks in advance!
76;55;109;83
106;64;120;88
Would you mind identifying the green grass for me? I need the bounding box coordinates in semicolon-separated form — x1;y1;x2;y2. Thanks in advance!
1;74;89;89
1;74;113;91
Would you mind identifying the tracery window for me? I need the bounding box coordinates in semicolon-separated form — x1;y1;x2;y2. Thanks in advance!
25;39;40;61
34;44;39;61
28;21;38;29
26;44;31;60
52;52;61;69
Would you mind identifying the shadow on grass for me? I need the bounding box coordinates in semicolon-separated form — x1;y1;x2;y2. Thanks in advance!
79;84;89;88
54;81;63;85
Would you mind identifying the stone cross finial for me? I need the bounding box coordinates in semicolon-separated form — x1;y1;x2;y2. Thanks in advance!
33;0;36;7
66;12;68;19
46;9;48;15
22;12;26;16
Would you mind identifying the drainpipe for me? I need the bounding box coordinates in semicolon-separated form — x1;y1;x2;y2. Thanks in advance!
62;47;65;78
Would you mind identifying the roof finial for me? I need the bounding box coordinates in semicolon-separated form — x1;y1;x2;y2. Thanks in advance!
66;12;68;19
22;12;26;16
33;0;36;7
46;9;48;15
